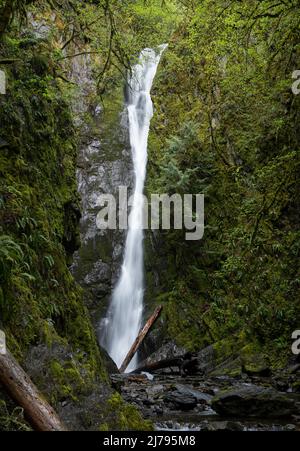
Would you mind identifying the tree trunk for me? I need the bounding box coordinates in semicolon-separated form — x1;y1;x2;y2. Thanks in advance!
0;349;66;431
119;305;163;373
132;356;186;374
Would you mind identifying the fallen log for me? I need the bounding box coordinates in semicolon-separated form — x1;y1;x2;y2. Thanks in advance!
119;305;163;373
132;356;186;374
0;349;66;431
132;351;199;375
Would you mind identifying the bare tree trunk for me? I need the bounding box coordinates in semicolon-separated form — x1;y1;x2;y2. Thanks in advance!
119;305;163;373
0;349;66;431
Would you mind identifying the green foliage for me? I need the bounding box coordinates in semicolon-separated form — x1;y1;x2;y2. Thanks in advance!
146;0;300;365
0;235;23;283
164;280;211;351
0;400;32;431
153;121;202;194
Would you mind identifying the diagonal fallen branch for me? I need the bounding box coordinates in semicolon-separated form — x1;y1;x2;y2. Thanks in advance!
119;305;163;373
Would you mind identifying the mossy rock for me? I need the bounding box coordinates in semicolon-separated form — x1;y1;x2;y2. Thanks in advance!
240;345;271;377
102;393;153;431
212;386;300;418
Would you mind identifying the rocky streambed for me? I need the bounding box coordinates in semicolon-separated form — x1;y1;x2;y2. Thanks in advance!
111;373;300;431
110;344;300;432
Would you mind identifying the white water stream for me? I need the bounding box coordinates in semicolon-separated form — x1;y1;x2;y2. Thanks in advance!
101;45;167;370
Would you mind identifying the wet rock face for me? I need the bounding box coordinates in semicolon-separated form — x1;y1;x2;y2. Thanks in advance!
71;103;134;331
63;43;134;337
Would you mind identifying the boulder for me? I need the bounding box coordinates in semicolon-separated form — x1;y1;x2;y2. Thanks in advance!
163;384;213;411
200;421;243;431
164;386;197;411
212;385;300;418
240;346;271;377
175;385;213;404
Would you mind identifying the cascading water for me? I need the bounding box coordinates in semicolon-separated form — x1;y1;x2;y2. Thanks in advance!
101;45;167;371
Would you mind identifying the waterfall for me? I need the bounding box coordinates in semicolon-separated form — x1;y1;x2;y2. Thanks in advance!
101;45;167;371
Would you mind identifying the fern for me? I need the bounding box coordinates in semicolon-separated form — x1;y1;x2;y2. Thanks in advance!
0;235;23;283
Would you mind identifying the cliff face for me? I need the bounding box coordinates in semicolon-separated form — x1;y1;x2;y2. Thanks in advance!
71;83;134;337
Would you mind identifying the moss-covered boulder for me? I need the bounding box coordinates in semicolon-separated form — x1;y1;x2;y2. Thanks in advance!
212;386;300;418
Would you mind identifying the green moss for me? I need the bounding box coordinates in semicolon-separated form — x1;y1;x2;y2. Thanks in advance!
48;356;102;404
0;36;108;419
0;400;32;431
239;344;269;374
158;280;211;351
104;393;153;431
